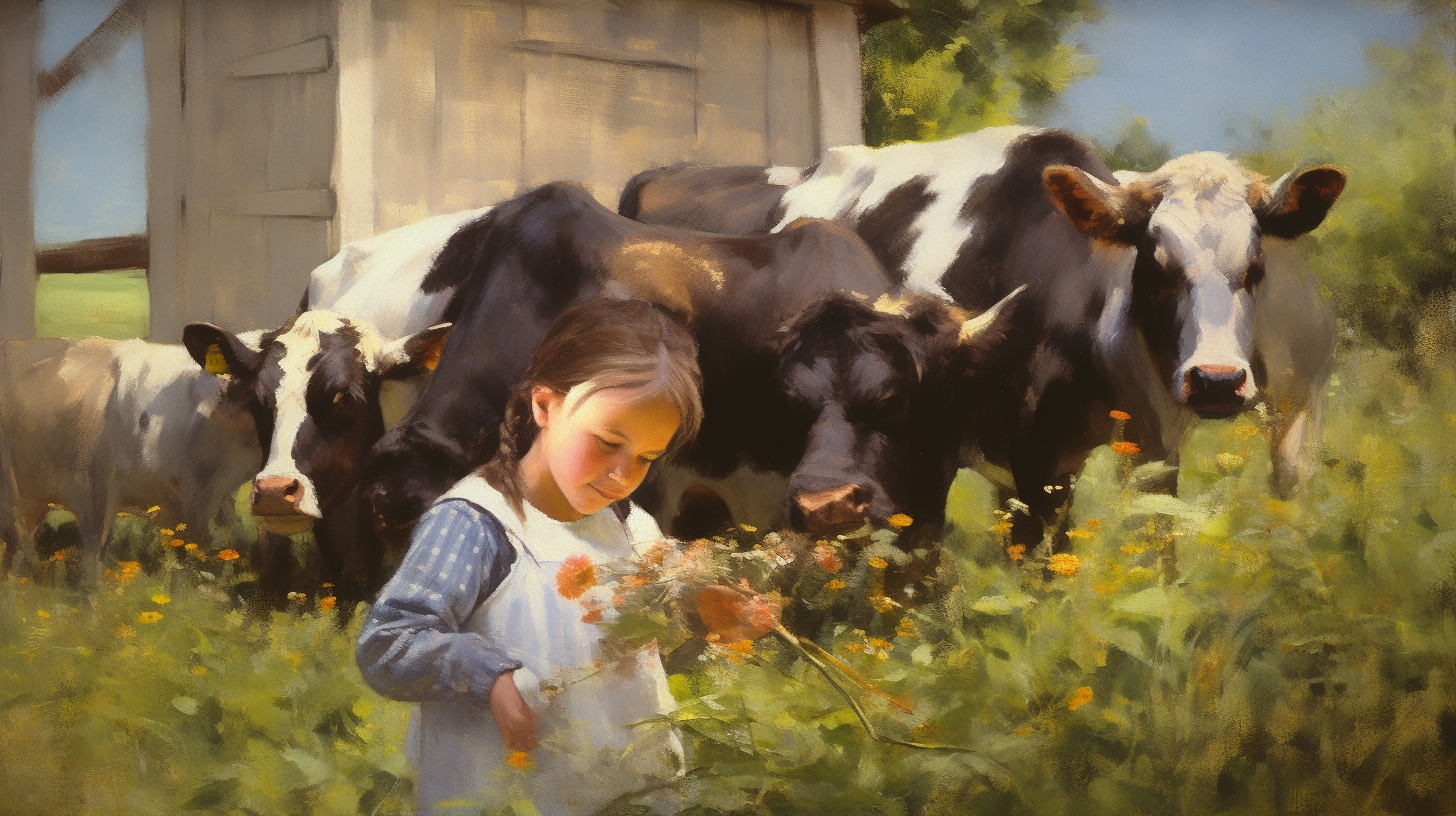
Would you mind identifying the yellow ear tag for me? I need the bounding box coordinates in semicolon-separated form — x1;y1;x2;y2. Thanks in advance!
204;344;231;376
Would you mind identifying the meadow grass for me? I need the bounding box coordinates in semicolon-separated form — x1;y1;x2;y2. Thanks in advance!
34;270;150;340
1;344;1453;815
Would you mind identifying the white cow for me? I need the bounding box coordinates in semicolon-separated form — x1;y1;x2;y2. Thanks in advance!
0;337;261;582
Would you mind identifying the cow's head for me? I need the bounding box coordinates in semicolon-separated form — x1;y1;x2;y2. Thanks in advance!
183;311;451;535
775;289;1018;536
1044;156;1344;418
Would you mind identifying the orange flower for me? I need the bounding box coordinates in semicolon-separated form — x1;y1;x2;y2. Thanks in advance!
1006;544;1026;561
696;586;780;641
724;640;755;655
813;542;843;573
183;542;198;551
826;579;846;591
319;596;337;611
867;556;888;570
1109;410;1131;421
1110;441;1140;456
169;538;184;548
505;751;534;769
555;554;596;600
217;549;240;561
886;513;913;529
1048;553;1081;576
580;608;603;624
992;521;1013;534
1086;518;1102;531
1068;686;1094;710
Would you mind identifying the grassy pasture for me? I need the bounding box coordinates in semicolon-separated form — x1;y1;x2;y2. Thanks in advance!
2;342;1453;815
34;270;150;341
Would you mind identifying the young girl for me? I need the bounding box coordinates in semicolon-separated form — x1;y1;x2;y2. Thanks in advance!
356;298;703;816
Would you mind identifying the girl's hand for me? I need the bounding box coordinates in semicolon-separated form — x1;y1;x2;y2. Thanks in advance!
490;670;541;751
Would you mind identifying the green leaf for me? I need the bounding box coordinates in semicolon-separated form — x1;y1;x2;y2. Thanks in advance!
171;696;199;715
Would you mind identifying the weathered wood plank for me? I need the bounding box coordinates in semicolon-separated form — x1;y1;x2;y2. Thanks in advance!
0;3;38;341
695;0;770;166
509;39;695;72
145;0;184;341
214;189;336;218
804;0;862;149
764;2;816;166
229;35;332;77
435;0;525;210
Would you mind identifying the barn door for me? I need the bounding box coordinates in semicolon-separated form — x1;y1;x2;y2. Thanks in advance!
147;0;338;341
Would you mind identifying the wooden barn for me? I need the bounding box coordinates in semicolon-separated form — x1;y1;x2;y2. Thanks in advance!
0;0;900;342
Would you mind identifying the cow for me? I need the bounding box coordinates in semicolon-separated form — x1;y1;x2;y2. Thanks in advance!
0;337;261;583
180;310;450;611
621;125;1345;545
357;181;1017;552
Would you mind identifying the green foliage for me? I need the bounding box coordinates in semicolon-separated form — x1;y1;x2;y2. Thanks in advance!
861;0;1100;146
1094;116;1173;173
5;347;1456;814
1237;26;1456;351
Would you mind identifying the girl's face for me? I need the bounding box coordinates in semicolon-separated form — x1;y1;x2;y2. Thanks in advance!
523;383;682;521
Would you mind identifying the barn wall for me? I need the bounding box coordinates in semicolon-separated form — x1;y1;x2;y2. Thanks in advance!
149;0;864;339
342;0;859;237
0;3;38;341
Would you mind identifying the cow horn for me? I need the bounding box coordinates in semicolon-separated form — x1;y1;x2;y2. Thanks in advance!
959;285;1026;344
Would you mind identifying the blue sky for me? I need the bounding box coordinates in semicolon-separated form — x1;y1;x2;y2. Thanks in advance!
31;0;1425;244
1046;0;1424;154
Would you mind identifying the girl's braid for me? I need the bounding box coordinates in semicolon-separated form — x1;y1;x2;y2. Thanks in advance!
477;382;539;518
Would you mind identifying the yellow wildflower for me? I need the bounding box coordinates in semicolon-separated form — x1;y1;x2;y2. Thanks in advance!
1068;686;1094;710
1014;725;1035;737
160;529;174;537
217;549;240;561
36;610;50;619
146;506;161;514
867;556;888;569
505;751;534;769
152;594;170;605
137;611;163;624
183;542;198;551
1066;529;1094;539
992;521;1014;534
192;666;209;675
886;513;913;528
1109;410;1131;421
826;579;846;591
871;595;899;613
1047;553;1081;576
739;523;757;533
174;523;187;532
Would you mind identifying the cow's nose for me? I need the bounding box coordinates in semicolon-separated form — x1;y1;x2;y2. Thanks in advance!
252;476;304;516
793;484;869;535
1185;365;1248;412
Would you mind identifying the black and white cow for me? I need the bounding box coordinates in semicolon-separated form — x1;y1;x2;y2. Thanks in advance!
359;181;1016;549
0;338;261;583
622;125;1345;542
181;310;450;609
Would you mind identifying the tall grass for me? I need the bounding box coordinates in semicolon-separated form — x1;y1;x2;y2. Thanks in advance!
1;344;1452;815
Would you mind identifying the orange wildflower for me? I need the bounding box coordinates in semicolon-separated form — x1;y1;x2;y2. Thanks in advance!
886;513;913;529
555;554;596;600
505;751;534;769
1109;410;1131;421
1048;553;1081;576
169;538;184;548
1006;544;1026;561
319;596;337;611
813;542;843;573
867;556;888;569
826;579;846;591
580;608;603;624
1110;441;1141;456
696;586;780;641
1068;686;1094;710
183;542;198;551
724;640;755;655
217;549;240;561
992;521;1013;534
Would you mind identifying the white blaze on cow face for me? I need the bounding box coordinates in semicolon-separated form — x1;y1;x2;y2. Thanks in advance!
1139;153;1265;416
773;125;1034;298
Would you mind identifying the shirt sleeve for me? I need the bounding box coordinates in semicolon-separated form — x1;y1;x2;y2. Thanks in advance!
355;499;520;702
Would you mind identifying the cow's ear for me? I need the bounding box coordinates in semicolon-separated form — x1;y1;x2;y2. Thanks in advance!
1255;165;1346;238
1043;165;1158;244
183;323;262;379
377;323;453;379
955;285;1024;366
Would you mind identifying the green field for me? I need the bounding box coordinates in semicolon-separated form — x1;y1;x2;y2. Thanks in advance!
34;269;150;341
2;341;1453;815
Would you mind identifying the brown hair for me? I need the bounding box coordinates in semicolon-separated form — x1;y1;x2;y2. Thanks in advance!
477;298;703;519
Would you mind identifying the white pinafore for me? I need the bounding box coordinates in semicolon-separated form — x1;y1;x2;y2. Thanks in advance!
408;475;683;816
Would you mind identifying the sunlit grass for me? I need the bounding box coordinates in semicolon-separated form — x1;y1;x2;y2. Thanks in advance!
34;269;149;340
